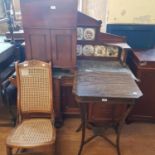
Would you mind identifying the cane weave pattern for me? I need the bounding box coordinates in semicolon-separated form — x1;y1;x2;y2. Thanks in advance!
7;119;55;146
19;67;51;113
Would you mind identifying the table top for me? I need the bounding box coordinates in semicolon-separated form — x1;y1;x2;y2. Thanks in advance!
73;71;142;102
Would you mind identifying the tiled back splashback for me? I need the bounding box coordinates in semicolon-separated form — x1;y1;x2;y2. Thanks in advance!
76;44;119;57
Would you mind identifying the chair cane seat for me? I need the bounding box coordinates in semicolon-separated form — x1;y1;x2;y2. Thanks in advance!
7;119;56;147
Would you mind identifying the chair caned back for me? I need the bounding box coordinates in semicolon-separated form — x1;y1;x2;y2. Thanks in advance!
16;60;53;117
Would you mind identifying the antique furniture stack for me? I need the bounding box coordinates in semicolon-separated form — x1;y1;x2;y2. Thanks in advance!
20;0;139;126
20;0;141;124
17;1;143;155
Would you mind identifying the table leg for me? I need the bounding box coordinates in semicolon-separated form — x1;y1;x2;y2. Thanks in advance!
116;104;134;155
78;103;87;155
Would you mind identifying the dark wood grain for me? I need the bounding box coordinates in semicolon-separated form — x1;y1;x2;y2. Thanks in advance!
21;0;77;68
128;50;155;122
77;12;102;28
24;29;51;61
51;29;76;68
73;71;142;100
20;0;78;29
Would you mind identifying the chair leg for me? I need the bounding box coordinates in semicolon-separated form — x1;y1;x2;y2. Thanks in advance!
6;146;12;155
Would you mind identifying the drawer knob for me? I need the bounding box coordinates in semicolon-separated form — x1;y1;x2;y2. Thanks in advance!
50;5;56;10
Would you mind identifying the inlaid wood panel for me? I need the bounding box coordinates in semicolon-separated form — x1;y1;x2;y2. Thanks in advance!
51;30;76;68
88;103;127;122
24;29;51;61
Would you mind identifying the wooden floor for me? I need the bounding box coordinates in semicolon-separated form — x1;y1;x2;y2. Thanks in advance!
0;104;155;155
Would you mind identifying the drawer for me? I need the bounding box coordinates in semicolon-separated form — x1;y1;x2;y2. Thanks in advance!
88;103;127;122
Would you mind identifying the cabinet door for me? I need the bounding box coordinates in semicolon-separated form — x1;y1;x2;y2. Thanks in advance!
51;29;76;68
24;29;51;61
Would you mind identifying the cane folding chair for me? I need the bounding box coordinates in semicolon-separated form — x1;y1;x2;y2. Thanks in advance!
6;60;56;155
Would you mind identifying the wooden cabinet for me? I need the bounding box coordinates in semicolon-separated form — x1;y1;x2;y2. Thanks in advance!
128;49;155;122
21;0;77;68
24;29;76;68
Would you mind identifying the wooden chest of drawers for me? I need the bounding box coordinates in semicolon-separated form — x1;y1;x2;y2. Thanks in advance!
128;49;155;122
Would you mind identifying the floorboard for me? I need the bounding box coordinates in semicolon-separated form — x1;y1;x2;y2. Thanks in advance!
0;104;155;155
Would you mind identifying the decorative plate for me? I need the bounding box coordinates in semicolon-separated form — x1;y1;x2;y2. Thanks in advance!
106;46;119;57
94;45;107;56
83;45;94;56
77;27;84;40
83;28;95;40
76;45;83;56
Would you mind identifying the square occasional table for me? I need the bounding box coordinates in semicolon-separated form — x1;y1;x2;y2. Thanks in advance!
73;71;142;155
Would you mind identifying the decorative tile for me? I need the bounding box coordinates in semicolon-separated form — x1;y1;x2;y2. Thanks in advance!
106;46;119;57
83;45;94;56
83;28;95;40
94;45;107;56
